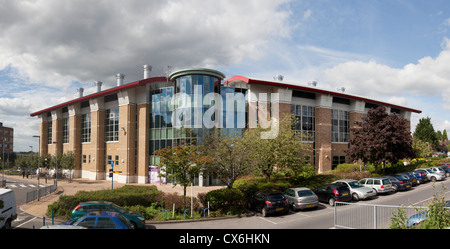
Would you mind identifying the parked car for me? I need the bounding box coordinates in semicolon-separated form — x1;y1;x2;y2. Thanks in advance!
413;169;429;183
386;175;412;192
398;172;419;186
332;179;376;201
248;191;289;217
410;171;426;184
59;211;131;229
70;201;145;229
416;168;446;182
437;163;450;177
359;177;394;195
428;166;447;178
406;200;450;228
313;184;352;206
284;187;319;211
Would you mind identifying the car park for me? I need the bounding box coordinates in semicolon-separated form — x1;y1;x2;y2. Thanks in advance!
386;175;412;192
359;177;394;195
284;187;319;211
248;191;289;217
70;201;145;229
313;184;352;206
60;211;131;229
332;179;376;201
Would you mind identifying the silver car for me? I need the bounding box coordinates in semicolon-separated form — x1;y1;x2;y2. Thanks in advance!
284;187;319;211
359;177;394;195
416;168;445;182
332;179;376;201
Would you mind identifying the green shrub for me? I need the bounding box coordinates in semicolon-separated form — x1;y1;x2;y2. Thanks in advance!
204;188;245;215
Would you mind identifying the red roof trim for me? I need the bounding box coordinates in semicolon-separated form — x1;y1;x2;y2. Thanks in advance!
224;76;422;114
30;76;168;117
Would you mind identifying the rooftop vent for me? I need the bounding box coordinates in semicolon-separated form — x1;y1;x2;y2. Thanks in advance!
94;81;102;92
143;64;152;79
337;87;346;93
116;73;125;86
307;81;317;87
77;88;84;98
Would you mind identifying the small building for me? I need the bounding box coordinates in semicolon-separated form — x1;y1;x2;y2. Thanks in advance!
0;122;13;154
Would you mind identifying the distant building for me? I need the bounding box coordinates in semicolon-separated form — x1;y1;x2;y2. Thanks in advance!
30;66;422;186
0;122;14;154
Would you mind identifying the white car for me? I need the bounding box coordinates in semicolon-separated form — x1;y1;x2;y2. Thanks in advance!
416;168;445;182
332;179;376;201
0;189;17;229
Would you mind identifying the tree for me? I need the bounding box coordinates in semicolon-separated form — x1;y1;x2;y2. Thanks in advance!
154;141;213;197
412;137;434;158
245;114;313;182
201;128;253;189
60;152;76;181
413;117;438;149
347;106;414;173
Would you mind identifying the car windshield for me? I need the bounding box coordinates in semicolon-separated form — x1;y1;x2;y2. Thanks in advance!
347;181;363;188
382;179;391;184
297;190;315;197
111;203;127;213
267;194;286;201
395;175;407;180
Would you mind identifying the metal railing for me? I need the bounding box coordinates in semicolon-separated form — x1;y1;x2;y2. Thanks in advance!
26;184;57;203
334;201;428;229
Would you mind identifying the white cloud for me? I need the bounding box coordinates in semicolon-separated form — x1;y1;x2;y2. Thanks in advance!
0;0;293;88
321;37;450;109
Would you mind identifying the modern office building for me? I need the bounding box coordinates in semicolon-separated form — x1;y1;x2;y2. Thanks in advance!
0;122;13;154
30;66;421;186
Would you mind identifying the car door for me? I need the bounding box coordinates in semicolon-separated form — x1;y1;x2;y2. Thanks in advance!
314;186;326;202
284;189;294;206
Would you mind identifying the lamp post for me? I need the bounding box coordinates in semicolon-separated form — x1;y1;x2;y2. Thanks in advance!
33;135;40;200
1;137;5;187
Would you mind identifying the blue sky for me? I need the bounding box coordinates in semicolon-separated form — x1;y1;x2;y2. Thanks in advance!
0;0;449;151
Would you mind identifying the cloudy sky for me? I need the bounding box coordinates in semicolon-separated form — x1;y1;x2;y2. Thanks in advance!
1;0;450;151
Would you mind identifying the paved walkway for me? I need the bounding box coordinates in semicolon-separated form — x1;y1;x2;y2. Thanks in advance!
3;174;223;218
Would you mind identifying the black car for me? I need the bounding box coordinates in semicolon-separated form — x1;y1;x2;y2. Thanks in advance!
398;172;419;186
313;184;352;206
247;191;289;217
387;175;412;192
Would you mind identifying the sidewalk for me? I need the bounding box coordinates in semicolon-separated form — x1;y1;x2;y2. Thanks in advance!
4;175;223;218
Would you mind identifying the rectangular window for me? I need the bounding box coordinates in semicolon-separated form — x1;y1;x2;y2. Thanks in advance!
291;104;315;142
332;156;346;170
47;121;53;144
331;110;349;142
81;113;91;143
105;108;119;142
82;155;87;163
115;155;119;166
62;118;69;144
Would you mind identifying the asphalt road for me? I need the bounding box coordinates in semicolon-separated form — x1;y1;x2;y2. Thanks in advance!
152;178;450;229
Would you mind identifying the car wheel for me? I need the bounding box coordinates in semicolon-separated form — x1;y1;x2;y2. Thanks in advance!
328;198;336;206
431;176;436;182
392;185;398;192
129;221;137;229
372;188;378;195
352;193;360;201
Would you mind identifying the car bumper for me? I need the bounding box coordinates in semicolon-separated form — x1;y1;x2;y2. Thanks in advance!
360;192;376;199
293;202;319;210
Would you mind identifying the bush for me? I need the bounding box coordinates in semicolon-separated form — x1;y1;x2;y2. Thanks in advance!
204;188;245;215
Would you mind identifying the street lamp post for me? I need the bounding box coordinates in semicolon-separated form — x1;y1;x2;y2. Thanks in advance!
33;135;40;200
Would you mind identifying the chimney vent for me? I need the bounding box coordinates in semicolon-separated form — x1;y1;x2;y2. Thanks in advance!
143;64;152;79
116;73;125;86
77;88;84;98
94;81;102;92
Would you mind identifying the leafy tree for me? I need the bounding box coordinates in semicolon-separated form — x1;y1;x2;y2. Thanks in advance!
200;128;253;189
154;141;213;196
245;114;313;182
413;117;438;149
412;137;434;158
347;106;414;174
